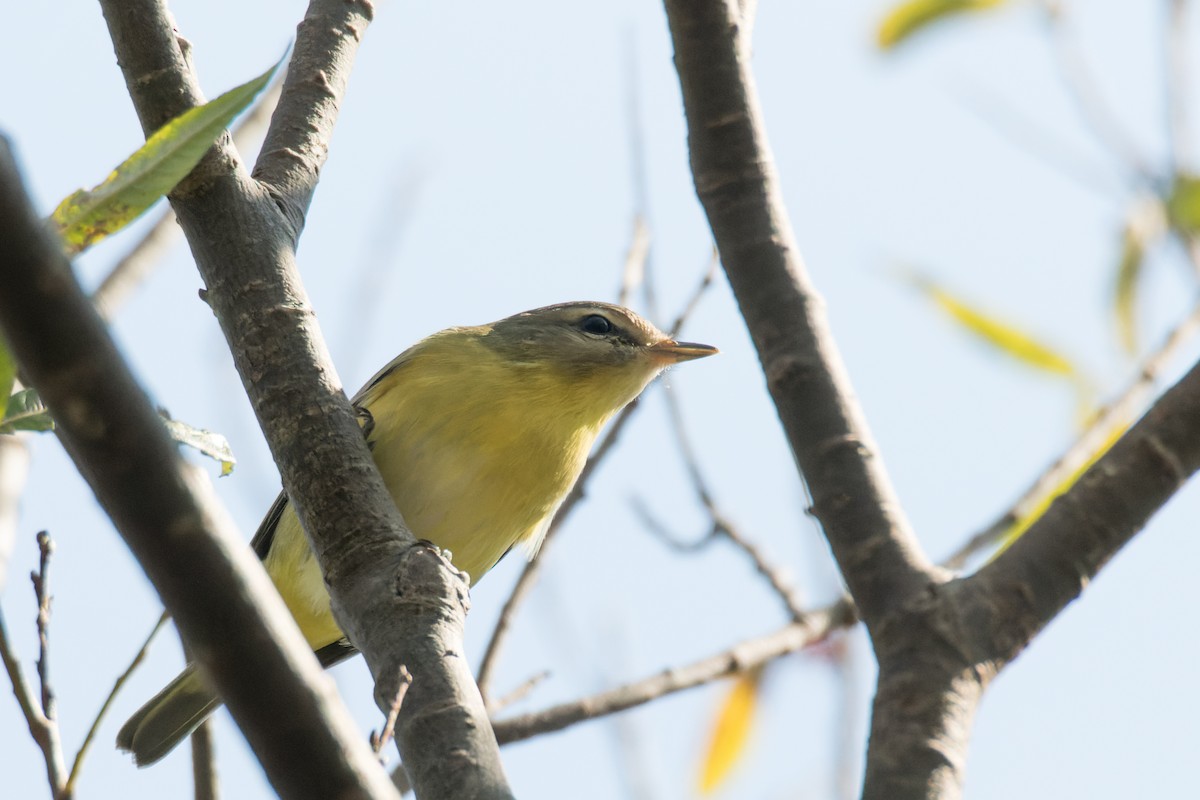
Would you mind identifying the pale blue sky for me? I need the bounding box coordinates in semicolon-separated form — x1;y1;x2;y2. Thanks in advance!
2;1;1197;798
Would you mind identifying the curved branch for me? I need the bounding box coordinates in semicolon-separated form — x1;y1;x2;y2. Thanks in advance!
662;0;933;628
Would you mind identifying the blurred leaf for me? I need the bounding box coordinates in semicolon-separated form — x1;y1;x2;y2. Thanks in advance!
1166;173;1200;236
697;667;763;795
163;418;237;476
0;345;15;405
1113;230;1145;356
909;274;1078;377
995;422;1127;556
877;0;1008;50
1;389;54;434
1112;197;1166;357
50;57;281;254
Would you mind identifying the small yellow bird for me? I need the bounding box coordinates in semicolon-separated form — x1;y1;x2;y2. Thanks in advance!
117;301;716;765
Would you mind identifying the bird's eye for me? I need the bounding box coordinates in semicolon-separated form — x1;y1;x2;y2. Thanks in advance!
579;314;614;335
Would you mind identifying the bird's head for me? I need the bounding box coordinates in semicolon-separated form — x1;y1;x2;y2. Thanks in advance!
482;301;717;376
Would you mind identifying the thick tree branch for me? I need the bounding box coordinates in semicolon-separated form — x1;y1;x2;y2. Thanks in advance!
492;599;855;745
662;0;932;628
971;355;1200;662
97;2;510;797
0;138;394;800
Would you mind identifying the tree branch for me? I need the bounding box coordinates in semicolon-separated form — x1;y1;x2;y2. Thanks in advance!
96;2;510;797
491;599;855;745
662;0;933;629
970;354;1200;663
0;137;395;800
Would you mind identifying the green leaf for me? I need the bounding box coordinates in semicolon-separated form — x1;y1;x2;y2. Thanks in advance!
909;274;1078;376
1166;173;1200;236
1;389;54;434
1112;198;1166;356
50;56;282;255
1113;234;1143;356
0;345;15;406
163;418;237;476
877;0;1008;50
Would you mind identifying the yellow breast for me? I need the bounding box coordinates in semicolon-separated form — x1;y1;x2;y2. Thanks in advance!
261;332;657;651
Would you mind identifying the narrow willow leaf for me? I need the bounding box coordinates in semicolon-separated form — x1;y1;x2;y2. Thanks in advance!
1;389;54;434
51;56;282;254
163;418;237;476
1114;231;1144;356
1112;198;1166;357
909;275;1078;377
1166;173;1200;235
697;667;763;795
877;0;1008;50
995;422;1127;557
0;345;15;406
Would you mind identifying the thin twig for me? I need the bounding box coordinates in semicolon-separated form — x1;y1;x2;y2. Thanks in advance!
476;263;720;700
372;666;413;757
0;531;68;798
1041;1;1157;184
487;670;549;715
66;611;169;793
954;82;1123;195
476;400;639;700
616;217;651;308
666;249;719;339
647;315;809;621
1167;0;1193;172
33;531;55;717
0;607;68;798
491;599;857;745
945;296;1200;569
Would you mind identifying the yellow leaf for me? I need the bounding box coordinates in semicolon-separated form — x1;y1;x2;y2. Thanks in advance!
50;55;282;254
994;422;1127;557
1166;173;1200;236
697;668;763;795
1113;197;1166;356
908;274;1078;377
877;0;1008;50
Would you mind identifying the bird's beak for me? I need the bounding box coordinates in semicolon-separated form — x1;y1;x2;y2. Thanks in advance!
647;339;719;364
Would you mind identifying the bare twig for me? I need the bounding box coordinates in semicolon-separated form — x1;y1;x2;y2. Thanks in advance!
488;671;550;714
1041;1;1157;183
945;297;1200;569
0;606;68;798
635;499;809;624
191;720;219;800
666;249;719;339
372;666;413;757
66;611;168;794
955;82;1123;195
476;399;639;700
492;600;857;745
616;217;651;308
33;531;54;717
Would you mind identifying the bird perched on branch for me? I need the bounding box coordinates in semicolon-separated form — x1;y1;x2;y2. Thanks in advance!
117;301;716;765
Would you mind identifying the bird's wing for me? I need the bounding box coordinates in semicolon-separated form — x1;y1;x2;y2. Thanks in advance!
250;490;291;560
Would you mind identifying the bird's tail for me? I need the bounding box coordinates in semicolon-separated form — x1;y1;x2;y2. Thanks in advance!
116;664;221;766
